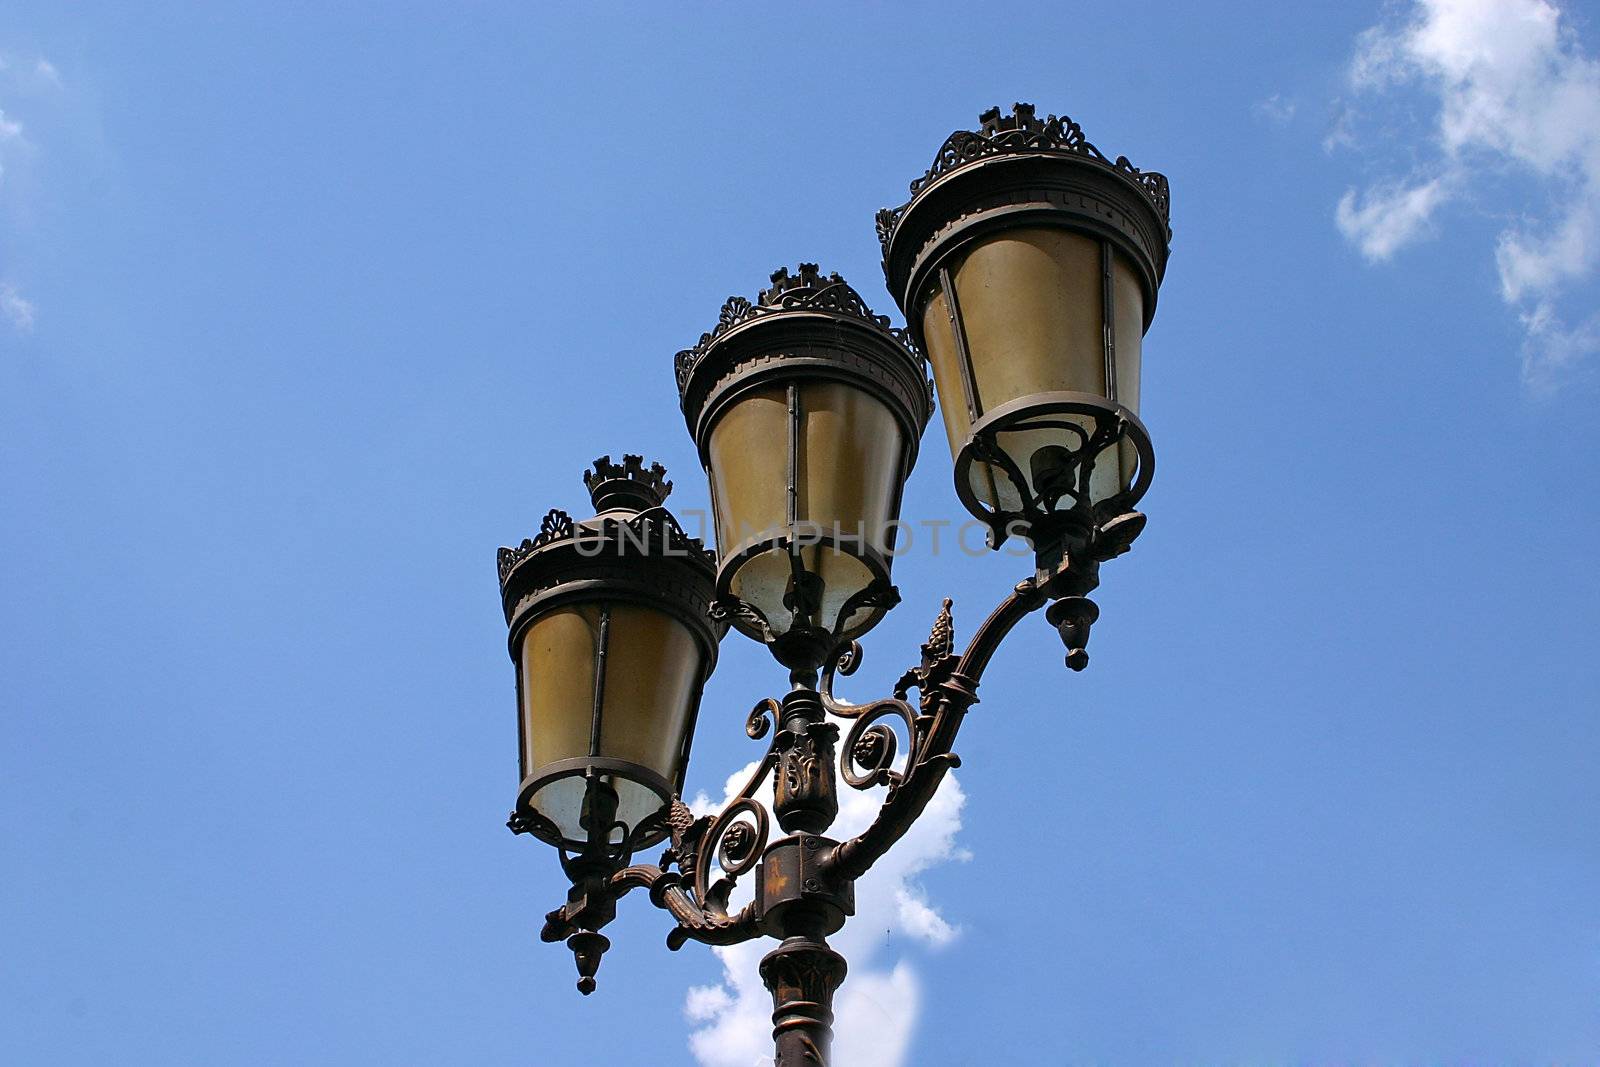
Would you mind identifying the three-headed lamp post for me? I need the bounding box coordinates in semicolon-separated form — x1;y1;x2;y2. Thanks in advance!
495;104;1172;1064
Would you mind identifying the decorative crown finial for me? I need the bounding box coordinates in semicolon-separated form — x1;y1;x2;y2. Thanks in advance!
875;102;1171;256
979;102;1041;135
674;265;920;400
760;263;843;305
583;454;672;513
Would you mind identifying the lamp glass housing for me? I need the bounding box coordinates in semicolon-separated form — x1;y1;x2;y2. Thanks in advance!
706;380;903;641
517;601;703;844
676;265;931;664
918;226;1144;518
498;455;720;853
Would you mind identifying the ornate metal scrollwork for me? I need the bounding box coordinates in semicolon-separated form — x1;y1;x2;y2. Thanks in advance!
674;264;923;398
709;596;775;642
529;567;1077;997
652;707;781;921
840;705;910;790
823;598;966;800
876;103;1171;260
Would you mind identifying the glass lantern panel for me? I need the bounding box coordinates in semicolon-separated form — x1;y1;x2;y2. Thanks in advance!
530;774;662;847
707;385;788;556
518;604;599;779
952;227;1107;415
1112;249;1144;416
920;285;975;460
709;379;903;641
725;550;792;635
797;380;902;557
597;604;701;782
518;603;701;843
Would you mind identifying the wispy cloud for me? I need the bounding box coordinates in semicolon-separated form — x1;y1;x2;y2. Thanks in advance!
0;85;32;332
1336;176;1451;260
683;762;968;1067
1;282;34;330
1;52;64;334
1254;93;1298;126
1331;0;1600;391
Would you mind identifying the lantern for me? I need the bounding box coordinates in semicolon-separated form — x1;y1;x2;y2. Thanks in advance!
675;265;932;672
496;455;720;856
877;104;1171;558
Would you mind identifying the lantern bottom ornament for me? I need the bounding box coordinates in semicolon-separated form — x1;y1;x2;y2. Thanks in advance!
956;389;1154;654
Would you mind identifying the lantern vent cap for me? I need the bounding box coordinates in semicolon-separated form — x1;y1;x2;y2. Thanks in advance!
495;456;715;598
583;453;672;514
673;263;922;404
874;102;1172;259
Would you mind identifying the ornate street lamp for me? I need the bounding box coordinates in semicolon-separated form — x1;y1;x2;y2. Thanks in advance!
497;455;721;992
496;104;1171;1064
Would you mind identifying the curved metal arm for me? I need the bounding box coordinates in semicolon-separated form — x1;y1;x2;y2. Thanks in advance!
533;569;1074;991
540;861;764;948
828;579;1049;883
537;698;784;964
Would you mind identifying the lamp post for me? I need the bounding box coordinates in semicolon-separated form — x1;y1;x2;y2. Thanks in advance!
497;104;1172;1064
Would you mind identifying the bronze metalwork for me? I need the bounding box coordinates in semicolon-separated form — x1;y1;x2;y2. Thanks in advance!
497;103;1173;1065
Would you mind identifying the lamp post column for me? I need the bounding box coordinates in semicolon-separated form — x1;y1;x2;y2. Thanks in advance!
761;934;848;1066
759;685;852;1066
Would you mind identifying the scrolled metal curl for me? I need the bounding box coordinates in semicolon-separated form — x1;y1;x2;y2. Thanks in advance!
840;699;917;791
820;640;918;722
697;796;769;896
746;698;778;740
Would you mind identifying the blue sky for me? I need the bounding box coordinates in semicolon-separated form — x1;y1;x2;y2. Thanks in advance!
3;2;1598;1064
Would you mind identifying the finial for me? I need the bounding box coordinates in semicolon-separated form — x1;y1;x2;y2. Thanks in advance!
583;454;672;514
567;930;610;995
759;262;845;307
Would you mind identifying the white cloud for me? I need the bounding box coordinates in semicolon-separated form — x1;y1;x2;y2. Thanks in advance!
1521;300;1600;394
0;54;64;330
1;282;34;331
1336;177;1450;260
1254;93;1297;126
684;761;968;1067
1333;0;1600;389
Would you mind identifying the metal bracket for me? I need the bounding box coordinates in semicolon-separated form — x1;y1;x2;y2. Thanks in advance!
755;834;855;938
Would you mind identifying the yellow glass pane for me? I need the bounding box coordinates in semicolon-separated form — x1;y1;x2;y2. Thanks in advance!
710;379;904;639
797;381;902;556
706;385;788;555
920;286;975;459
518;605;600;776
1112;251;1144;415
597;605;702;782
519;602;704;842
951;227;1106;412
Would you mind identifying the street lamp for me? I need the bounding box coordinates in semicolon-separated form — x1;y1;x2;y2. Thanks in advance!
497;455;722;992
496;104;1171;1063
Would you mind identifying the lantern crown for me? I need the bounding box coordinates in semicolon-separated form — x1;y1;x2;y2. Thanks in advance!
674;265;924;408
495;457;714;609
875;103;1171;264
584;453;673;513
